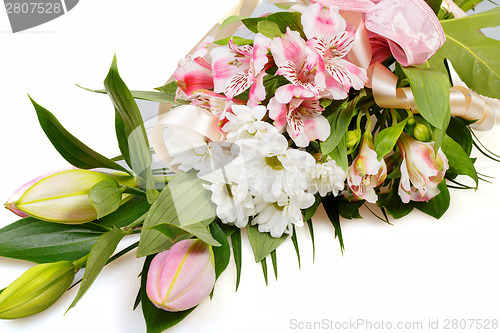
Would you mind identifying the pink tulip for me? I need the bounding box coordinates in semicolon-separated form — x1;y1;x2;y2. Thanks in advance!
397;133;449;203
347;133;387;203
146;239;215;312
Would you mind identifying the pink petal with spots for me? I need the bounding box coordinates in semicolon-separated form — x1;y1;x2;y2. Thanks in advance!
275;84;316;104
174;59;214;96
253;33;272;74
211;46;249;93
302;3;346;40
271;28;307;68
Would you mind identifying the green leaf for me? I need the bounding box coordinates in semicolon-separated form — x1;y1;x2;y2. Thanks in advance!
213;36;255;46
67;227;127;312
257;20;283;38
147;219;220;247
29;97;129;174
424;0;441;14
209;222;230;281
89;178;124;219
437;7;500;98
137;172;217;257
400;65;451;130
321;197;345;253
338;200;364;220
242;12;305;39
260;257;268;285
306;220;315;262
78;85;187;107
103;56;158;202
140;256;195;333
329;133;349;171
230;230;242;291
220;15;246;29
377;181;414;219
270;250;278;280
413;181;450;219
321;95;358;156
374;119;407;160
246;224;287;262
446;117;473;156
441;135;478;187
290;226;301;269
0;197;149;263
115;108;131;167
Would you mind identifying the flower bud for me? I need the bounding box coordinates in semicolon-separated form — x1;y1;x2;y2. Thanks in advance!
146;239;215;312
413;123;432;142
347;133;387;203
0;261;75;319
346;130;361;149
4;169;134;223
397;132;449;203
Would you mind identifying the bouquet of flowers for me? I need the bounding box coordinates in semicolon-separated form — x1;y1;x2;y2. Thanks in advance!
1;0;500;332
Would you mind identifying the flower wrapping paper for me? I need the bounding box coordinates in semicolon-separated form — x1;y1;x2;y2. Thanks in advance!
1;0;500;332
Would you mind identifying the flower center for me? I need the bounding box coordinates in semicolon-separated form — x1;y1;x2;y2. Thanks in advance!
265;155;284;170
273;202;285;211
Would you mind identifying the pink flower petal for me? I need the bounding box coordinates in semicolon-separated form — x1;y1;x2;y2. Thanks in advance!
301;3;346;41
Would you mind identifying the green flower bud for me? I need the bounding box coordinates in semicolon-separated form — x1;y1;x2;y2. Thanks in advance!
413;123;432;142
346;130;361;149
0;261;75;319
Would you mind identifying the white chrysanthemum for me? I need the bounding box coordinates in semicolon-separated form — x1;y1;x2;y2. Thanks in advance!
307;159;347;197
204;178;255;228
238;132;316;202
164;125;237;176
222;105;277;141
252;191;315;238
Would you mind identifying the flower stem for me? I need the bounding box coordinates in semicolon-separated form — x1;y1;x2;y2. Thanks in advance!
72;254;90;271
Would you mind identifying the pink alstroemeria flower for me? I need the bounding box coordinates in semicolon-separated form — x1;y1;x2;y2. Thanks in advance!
211;34;271;107
174;37;214;97
302;3;368;99
347;133;387;203
397;133;449;203
268;96;330;147
189;89;246;129
270;28;325;101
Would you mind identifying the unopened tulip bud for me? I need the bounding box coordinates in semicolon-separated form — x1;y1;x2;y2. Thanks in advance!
4;169;134;223
146;239;215;312
0;261;75;319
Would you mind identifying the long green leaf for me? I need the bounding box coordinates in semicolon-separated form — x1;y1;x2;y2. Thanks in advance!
140;257;195;333
400;65;451;131
230;230;242;291
270;250;278;280
0;197;149;263
209;222;230;281
30;97;129;174
322;198;345;253
103;56;158;202
290;226;301;269
246;224;287;262
79;85;185;105
137;172;217;257
441;135;478;187
437;7;500;98
67;227;127;312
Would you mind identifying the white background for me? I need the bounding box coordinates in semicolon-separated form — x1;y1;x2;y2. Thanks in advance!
1;1;500;333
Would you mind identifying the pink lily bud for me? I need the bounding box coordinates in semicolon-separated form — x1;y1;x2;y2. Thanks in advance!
397;133;449;203
4;169;135;223
146;239;215;312
347;133;387;203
